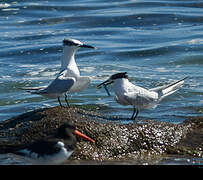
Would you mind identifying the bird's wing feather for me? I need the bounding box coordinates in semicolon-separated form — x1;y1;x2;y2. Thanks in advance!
149;77;187;99
20;70;75;97
122;82;158;106
123;91;157;106
17;140;61;156
69;76;91;93
41;73;75;95
1;137;63;156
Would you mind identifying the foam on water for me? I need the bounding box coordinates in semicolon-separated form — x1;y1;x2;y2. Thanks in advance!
0;1;202;165
0;0;202;124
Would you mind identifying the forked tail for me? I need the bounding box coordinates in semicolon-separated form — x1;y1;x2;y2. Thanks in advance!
150;77;188;100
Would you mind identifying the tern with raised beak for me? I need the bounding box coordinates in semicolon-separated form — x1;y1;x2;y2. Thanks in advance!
22;38;96;107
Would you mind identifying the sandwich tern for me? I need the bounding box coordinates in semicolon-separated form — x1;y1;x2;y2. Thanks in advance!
22;38;96;107
97;72;187;120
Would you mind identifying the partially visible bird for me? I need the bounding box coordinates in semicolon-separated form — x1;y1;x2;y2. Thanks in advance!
22;38;96;107
97;72;187;120
1;121;95;165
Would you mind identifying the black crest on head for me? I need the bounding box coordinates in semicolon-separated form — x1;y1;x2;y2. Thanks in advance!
111;72;128;80
63;39;79;46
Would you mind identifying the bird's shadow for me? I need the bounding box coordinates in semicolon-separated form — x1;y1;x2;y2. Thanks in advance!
76;110;140;124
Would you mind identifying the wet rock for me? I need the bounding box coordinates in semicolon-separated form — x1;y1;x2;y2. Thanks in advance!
0;106;202;164
165;117;203;157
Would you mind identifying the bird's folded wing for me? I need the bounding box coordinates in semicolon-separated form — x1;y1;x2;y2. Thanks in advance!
17;140;61;156
123;90;157;105
42;76;75;94
69;76;91;93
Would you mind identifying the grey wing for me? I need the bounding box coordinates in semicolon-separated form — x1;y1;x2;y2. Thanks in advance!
41;76;75;95
69;76;91;93
123;90;158;107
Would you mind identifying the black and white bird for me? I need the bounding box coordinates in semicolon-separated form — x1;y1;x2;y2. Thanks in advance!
97;72;187;120
2;121;95;165
22;39;96;107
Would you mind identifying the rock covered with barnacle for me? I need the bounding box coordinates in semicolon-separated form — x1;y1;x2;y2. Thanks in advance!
0;106;202;164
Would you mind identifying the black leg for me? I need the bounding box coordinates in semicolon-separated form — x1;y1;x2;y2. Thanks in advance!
58;97;63;107
65;93;70;108
130;106;136;120
133;109;139;120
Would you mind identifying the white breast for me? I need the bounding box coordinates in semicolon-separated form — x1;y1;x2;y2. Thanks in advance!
113;78;132;106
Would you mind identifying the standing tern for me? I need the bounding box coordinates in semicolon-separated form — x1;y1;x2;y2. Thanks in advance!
1;121;94;165
97;72;187;120
22;39;96;107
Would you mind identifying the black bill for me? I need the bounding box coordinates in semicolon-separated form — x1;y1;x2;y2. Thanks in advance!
80;44;97;49
103;84;111;96
97;79;113;96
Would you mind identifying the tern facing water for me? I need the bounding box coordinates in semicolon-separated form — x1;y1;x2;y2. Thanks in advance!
97;72;187;120
22;39;96;107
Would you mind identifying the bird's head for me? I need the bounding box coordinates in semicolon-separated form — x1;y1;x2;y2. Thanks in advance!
63;38;96;50
97;72;128;89
57;121;95;143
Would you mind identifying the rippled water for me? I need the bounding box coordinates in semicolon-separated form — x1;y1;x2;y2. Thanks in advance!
0;0;203;164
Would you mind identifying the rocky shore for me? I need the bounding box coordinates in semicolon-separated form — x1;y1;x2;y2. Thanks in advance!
0;106;202;164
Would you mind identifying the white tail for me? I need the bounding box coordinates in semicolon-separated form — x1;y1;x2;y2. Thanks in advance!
150;77;187;100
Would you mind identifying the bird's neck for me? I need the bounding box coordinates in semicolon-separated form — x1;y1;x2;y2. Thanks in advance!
60;47;80;77
114;78;129;93
115;78;129;85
